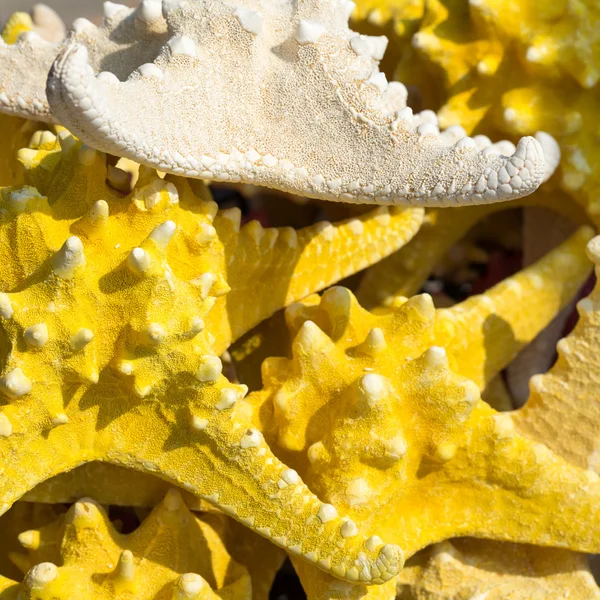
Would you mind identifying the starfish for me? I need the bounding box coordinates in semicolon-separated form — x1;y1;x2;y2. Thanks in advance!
45;0;548;206
0;128;426;584
0;2;170;123
353;130;569;307
247;225;598;598
397;234;600;599
397;539;599;599
388;0;600;220
0;489;253;599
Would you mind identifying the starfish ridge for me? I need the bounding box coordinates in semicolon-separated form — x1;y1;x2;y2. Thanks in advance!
0;489;252;599
247;226;599;598
45;0;547;206
0;130;425;584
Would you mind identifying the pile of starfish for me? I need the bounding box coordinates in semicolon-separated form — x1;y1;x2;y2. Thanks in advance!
0;0;598;598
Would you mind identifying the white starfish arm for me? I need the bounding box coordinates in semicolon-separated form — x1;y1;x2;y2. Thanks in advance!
30;4;67;43
47;1;546;206
0;32;56;122
0;1;168;122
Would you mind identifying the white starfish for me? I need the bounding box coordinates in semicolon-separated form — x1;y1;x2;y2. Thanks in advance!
0;1;168;122
44;0;547;206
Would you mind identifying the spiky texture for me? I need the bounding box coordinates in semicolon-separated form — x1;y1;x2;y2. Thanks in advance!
1;490;252;599
0;130;428;583
391;0;600;220
0;2;167;123
45;0;548;206
248;228;599;597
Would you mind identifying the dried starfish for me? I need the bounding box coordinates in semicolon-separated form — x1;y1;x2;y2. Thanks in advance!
356;181;589;308
0;503;64;584
4;492;283;600
45;0;547;206
0;2;170;123
396;539;600;600
512;235;600;471
1;489;252;599
394;0;600;219
0;130;423;583
248;226;597;598
397;234;600;599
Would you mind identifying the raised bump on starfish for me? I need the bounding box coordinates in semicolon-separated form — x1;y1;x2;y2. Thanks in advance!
1;5;65;46
0;502;64;583
46;1;546;206
512;235;600;470
396;540;600;600
0;131;413;583
391;0;600;220
248;243;600;596
0;3;168;123
4;489;252;599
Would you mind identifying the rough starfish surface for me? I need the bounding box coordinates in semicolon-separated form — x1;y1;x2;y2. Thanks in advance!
247;226;598;597
396;539;599;599
513;235;600;473
0;129;427;584
43;0;549;206
0;489;253;599
398;235;600;598
387;0;600;220
0;1;169;123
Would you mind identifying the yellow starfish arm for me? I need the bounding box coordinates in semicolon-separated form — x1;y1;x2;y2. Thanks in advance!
512;235;600;469
0;130;406;584
1;12;34;45
251;285;600;597
0;503;63;582
215;206;424;348
6;490;251;599
0;580;18;600
0;378;401;585
357;207;488;307
436;226;595;389
397;540;599;600
22;463;206;509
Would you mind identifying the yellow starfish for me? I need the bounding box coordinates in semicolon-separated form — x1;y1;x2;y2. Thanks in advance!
396;235;600;597
397;539;599;599
0;503;64;584
247;225;598;598
0;130;425;583
390;0;600;220
0;489;252;599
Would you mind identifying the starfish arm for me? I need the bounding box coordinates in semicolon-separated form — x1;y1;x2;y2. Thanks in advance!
0;403;99;514
435;225;595;389
356;206;488;307
47;5;546;207
0;3;168;123
98;384;403;585
292;557;398;600
0;32;56;122
225;207;423;344
397;540;600;599
7;490;252;599
512;235;600;469
391;404;600;557
22;463;207;509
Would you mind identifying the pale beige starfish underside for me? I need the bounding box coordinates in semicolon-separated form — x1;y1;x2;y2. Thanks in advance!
43;0;548;206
